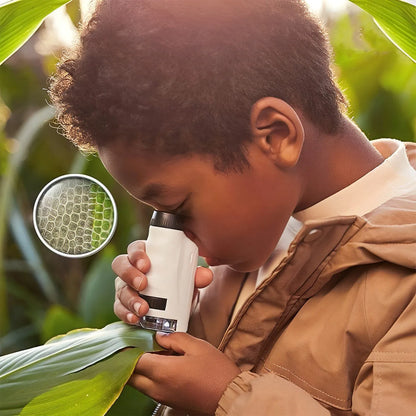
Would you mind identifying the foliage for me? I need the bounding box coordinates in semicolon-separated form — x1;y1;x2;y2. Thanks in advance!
0;2;154;414
350;0;416;63
329;10;416;141
0;0;72;65
0;322;160;415
0;1;415;415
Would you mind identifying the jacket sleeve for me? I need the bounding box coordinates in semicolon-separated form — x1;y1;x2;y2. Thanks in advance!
216;371;331;416
351;270;416;415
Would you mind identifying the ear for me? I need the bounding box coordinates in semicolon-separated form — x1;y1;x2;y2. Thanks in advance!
250;97;305;168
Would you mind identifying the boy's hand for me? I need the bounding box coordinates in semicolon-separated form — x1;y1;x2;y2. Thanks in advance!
112;240;213;324
130;332;241;415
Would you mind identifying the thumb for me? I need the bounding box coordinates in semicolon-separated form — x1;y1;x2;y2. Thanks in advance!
155;331;206;355
195;266;213;289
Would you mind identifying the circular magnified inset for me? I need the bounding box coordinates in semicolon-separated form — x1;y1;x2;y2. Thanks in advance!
33;174;117;258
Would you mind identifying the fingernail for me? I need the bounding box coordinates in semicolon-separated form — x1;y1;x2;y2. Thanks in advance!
134;302;142;315
133;275;143;291
136;259;146;270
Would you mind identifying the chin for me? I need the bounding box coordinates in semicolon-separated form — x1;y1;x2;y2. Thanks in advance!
204;252;268;273
225;251;274;273
226;260;263;273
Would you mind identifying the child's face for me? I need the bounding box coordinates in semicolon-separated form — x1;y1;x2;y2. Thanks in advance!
99;141;300;272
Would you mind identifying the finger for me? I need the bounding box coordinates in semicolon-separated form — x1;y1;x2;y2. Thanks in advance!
194;266;213;289
155;332;208;355
134;351;176;379
112;254;148;291
128;372;153;394
114;298;140;324
114;276;127;293
128;370;166;405
127;240;151;272
117;283;150;317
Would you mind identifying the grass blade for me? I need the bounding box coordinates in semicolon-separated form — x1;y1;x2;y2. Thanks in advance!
9;198;59;303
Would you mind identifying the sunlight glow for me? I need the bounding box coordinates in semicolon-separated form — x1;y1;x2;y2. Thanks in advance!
305;0;351;15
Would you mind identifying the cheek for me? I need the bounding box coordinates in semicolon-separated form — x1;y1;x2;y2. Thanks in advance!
188;171;298;266
190;203;279;259
185;209;239;255
221;203;295;265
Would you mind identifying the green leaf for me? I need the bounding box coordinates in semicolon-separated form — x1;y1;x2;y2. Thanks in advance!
350;0;416;63
0;0;72;65
0;322;160;415
20;349;140;416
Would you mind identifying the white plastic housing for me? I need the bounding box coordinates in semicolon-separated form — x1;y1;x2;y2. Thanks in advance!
140;224;198;332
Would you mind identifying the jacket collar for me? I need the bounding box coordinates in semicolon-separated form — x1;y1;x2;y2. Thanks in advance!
218;216;364;369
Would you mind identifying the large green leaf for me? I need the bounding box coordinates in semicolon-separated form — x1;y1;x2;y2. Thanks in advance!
0;0;72;65
20;349;141;416
350;0;416;62
0;322;160;415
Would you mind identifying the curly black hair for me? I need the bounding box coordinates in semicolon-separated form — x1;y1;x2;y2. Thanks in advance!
49;0;347;172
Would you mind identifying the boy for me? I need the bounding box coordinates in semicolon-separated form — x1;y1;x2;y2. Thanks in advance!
49;0;416;415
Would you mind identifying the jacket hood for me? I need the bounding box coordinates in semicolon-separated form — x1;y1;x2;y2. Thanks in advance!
322;140;416;273
353;195;416;269
298;192;416;281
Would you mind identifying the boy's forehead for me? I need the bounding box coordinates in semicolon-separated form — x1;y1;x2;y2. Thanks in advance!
98;143;213;198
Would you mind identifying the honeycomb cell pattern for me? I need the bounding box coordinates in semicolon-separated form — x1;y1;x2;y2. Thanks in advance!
35;178;115;255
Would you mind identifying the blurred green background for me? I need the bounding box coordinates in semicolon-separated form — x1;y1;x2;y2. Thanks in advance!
0;1;415;414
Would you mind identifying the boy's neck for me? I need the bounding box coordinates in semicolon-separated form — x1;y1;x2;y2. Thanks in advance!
295;116;385;213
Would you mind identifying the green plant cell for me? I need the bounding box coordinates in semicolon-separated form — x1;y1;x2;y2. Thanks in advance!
35;178;115;255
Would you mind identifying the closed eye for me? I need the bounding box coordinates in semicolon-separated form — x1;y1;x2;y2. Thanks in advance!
154;198;187;215
167;196;191;216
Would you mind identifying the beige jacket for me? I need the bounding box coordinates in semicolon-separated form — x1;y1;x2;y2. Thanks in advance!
157;143;416;416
